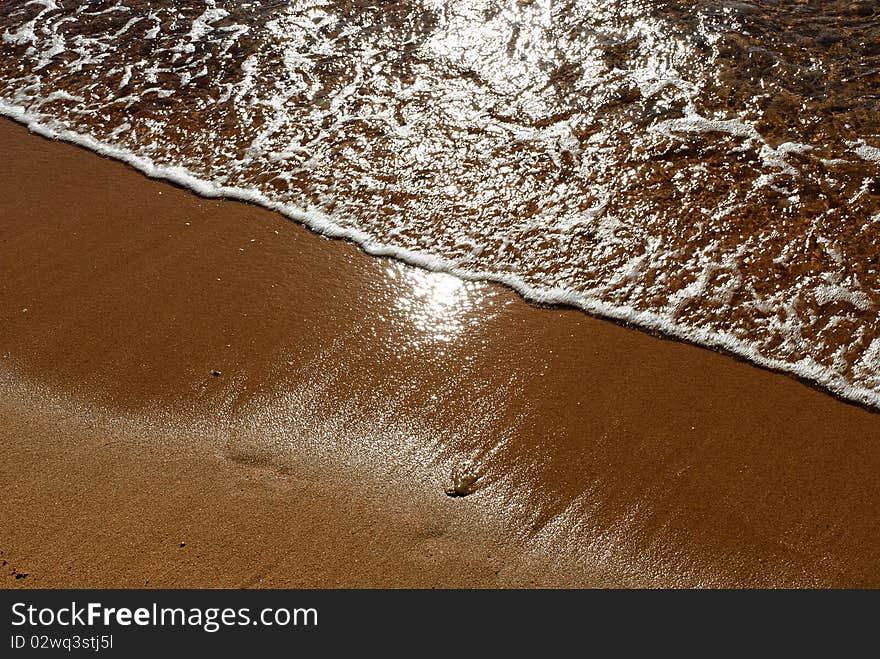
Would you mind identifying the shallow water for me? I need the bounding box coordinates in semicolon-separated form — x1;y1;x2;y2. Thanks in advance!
1;0;878;406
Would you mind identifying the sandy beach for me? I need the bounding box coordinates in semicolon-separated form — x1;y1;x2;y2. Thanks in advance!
2;117;880;588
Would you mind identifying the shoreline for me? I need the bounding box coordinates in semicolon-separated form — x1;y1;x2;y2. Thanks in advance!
2;117;880;587
2;101;878;413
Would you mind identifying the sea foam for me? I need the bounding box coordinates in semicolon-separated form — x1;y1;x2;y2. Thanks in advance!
1;0;878;410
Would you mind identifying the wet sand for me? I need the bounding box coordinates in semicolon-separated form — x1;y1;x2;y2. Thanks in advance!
2;117;880;588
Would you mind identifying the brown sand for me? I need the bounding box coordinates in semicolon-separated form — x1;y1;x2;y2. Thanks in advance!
1;117;879;588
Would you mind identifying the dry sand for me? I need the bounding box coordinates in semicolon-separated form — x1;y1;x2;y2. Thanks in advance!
2;117;879;588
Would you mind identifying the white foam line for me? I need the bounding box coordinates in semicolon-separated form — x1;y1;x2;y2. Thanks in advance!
2;97;878;412
853;142;880;163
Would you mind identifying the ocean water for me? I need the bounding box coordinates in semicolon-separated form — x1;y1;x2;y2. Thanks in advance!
1;0;879;408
